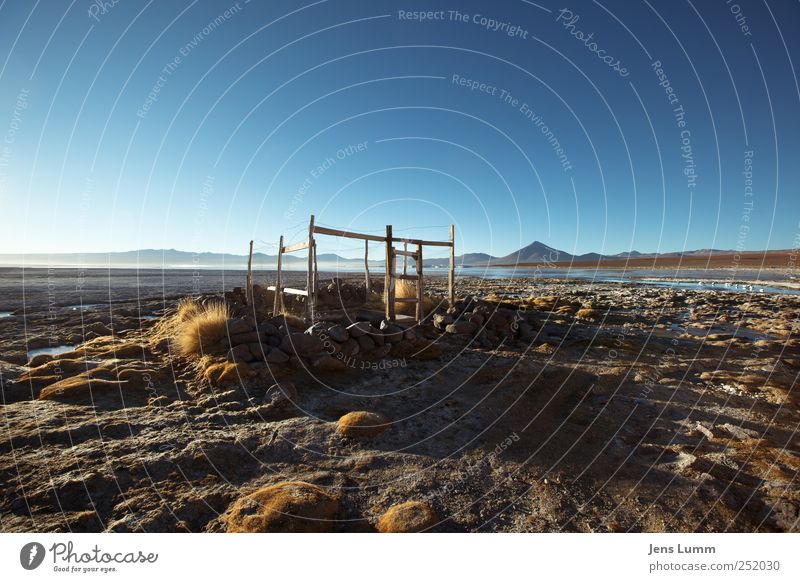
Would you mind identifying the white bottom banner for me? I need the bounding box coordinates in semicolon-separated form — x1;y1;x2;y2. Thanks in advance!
1;533;797;581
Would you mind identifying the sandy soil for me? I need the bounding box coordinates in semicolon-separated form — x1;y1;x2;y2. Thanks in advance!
0;268;798;532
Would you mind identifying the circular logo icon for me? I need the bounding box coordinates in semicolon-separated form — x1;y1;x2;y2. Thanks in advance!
20;542;46;570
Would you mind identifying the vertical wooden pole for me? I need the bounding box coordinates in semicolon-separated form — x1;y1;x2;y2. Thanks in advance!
403;241;408;276
415;243;424;321
448;224;455;307
385;225;395;321
312;239;319;312
274;235;283;314
364;239;371;295
246;240;254;306
307;215;315;321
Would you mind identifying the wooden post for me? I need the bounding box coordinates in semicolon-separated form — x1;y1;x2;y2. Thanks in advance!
385;225;395;321
307;215;315;321
312;239;319;311
415;243;424;321
273;235;283;314
364;239;371;295
448;224;455;307
245;240;254;306
403;241;408;275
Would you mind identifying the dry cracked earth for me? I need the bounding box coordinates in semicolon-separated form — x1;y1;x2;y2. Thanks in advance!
1;268;799;532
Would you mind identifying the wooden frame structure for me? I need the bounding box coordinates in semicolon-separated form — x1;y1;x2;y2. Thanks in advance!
268;215;455;322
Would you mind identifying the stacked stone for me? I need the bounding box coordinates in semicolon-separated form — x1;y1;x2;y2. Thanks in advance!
431;298;538;345
224;315;424;372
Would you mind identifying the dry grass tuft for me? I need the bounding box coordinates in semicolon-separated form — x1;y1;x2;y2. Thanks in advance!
223;481;340;533
174;301;229;357
376;501;438;533
391;280;435;317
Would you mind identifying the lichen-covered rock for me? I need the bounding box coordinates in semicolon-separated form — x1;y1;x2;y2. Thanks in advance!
376;501;438;532
223;481;339;532
336;411;389;438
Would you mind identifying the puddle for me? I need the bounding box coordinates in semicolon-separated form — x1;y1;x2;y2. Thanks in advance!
0;311;13;318
66;304;103;311
139;315;158;320
667;322;771;341
27;345;77;359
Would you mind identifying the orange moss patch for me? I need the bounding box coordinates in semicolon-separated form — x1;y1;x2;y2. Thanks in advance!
223;481;339;533
376;501;438;532
575;308;600;320
336;411;390;438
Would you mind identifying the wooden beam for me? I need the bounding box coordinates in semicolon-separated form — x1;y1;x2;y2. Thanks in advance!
307;215;315;321
392;236;452;247
282;241;309;253
385;225;395;321
393;249;419;258
273;235;283;314
267;286;307;296
313;225;386;243
395;297;417;304
448;224;455;307
403;241;408;276
364;239;371;295
397;274;419;281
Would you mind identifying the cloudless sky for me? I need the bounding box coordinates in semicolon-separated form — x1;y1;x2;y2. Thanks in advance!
1;0;798;259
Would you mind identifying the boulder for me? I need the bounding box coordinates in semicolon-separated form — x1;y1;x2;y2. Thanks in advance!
432;313;453;330
346;322;372;337
227;344;253;363
226;317;253;336
357;335;375;352
264;348;290;364
445;321;478;335
380;321;404;343
280;333;323;357
310;354;346;371
223;481;339;533
327;325;349;343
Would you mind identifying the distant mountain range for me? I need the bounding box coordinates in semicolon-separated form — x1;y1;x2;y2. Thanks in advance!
0;243;781;270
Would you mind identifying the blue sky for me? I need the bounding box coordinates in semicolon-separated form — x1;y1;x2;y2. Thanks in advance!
0;0;798;259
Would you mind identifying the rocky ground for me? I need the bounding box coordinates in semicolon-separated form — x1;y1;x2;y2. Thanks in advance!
0;268;798;532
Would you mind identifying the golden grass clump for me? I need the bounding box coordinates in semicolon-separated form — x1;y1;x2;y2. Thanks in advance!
336;411;390;438
174;301;229;357
376;501;438;533
224;481;340;533
391;280;435;316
